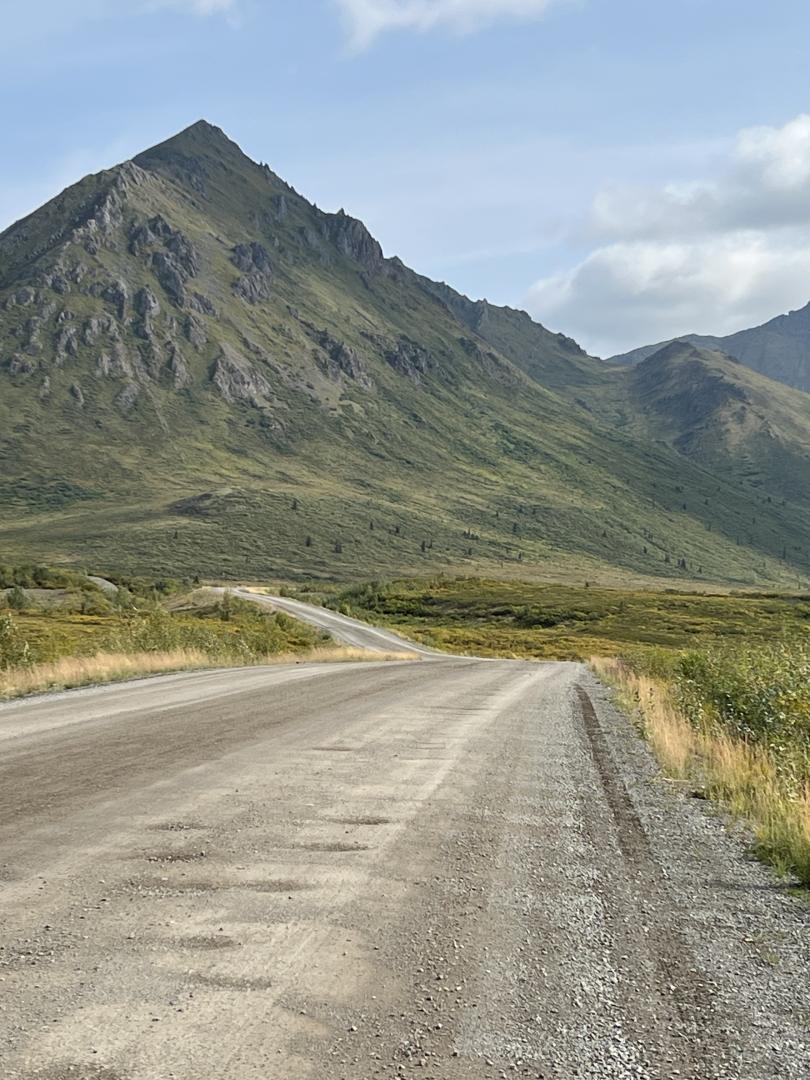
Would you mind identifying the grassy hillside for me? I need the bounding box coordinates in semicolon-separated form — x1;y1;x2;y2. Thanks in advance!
606;342;810;505
2;122;810;588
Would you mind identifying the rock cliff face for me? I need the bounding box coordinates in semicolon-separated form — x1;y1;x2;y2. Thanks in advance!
2;119;810;586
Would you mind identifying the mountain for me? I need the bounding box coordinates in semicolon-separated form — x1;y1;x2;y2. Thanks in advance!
609;302;810;394
2;120;810;588
610;341;810;502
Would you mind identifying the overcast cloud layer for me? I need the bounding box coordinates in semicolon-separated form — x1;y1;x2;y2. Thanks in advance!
526;115;810;357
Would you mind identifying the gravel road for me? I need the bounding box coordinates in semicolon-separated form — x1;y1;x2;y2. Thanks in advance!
0;614;807;1078
230;589;440;656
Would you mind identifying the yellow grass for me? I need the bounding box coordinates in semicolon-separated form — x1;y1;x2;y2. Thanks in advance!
591;656;810;884
0;646;417;701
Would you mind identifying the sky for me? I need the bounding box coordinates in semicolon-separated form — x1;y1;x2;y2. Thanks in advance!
3;0;810;356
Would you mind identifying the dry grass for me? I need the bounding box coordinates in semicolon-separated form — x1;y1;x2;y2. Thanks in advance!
591;656;810;885
0;646;416;701
261;646;418;665
0;649;214;699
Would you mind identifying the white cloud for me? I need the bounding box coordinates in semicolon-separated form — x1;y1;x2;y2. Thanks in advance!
336;0;564;49
142;0;237;14
525;114;810;356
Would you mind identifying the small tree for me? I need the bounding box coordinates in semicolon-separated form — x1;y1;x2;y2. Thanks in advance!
6;585;26;611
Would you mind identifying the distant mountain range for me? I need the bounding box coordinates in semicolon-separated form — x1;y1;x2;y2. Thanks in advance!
2;121;810;588
610;304;810;394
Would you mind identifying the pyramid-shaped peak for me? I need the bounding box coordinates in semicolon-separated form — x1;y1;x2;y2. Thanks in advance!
134;119;251;170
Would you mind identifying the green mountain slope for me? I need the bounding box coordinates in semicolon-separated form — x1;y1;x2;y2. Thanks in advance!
609;302;810;394
609;341;810;501
1;121;809;587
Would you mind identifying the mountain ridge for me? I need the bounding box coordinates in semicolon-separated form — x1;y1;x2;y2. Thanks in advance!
2;121;810;588
609;301;810;394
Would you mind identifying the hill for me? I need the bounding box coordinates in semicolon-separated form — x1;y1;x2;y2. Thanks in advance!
610;341;810;503
610;302;810;394
2;121;810;588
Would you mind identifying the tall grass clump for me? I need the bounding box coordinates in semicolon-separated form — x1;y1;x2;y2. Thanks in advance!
592;639;810;886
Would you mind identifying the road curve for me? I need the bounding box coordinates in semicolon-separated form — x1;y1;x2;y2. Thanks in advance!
231;588;440;656
1;657;807;1079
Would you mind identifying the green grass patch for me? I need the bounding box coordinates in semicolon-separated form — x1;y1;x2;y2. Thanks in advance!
319;576;810;660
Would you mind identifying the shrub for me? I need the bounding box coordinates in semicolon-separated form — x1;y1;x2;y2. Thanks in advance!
675;640;810;789
5;585;27;611
0;614;33;669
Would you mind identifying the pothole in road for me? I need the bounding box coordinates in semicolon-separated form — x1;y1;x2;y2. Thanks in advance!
330;815;391;826
295;842;370;852
245;879;314;893
141;849;209;863
174;935;241;950
149;820;209;832
130;877;313;895
24;1067;125;1080
192;973;274;992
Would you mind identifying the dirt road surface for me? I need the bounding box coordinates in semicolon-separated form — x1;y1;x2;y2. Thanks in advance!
0;623;807;1078
231;589;439;656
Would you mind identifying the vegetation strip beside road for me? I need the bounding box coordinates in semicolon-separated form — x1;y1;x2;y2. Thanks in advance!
0;570;413;701
591;646;810;887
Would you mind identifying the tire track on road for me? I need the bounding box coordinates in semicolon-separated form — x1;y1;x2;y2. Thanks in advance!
576;684;733;1079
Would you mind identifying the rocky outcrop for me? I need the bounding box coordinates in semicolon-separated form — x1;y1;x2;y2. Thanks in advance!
98;278;128;319
115;382;140;412
210;344;272;406
96;342;133;379
324;210;383;272
231;242;273;304
134;287;160;339
383;336;434;381
55;326;79;365
184;314;207;349
167;343;191;389
458;336;517;384
189;292;217;317
315;330;370;387
151;252;187;306
7;354;36;376
129;217;200;308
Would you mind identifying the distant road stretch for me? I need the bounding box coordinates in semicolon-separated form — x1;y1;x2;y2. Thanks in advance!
232;588;440;656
